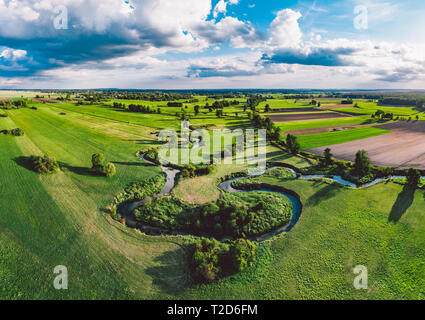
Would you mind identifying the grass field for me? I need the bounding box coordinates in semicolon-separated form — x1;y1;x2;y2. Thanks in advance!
178;177;425;299
298;127;391;150
0;106;190;299
275;116;374;132
1;92;425;300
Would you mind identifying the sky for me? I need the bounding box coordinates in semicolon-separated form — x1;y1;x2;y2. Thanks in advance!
0;0;425;89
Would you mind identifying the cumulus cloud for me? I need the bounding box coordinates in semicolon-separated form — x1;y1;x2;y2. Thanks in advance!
0;0;259;77
1;2;424;88
213;0;240;18
269;9;303;48
261;9;425;83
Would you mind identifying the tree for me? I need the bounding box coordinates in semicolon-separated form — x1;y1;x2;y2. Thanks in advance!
29;154;60;174
354;150;371;176
286;134;300;154
103;162;116;177
406;168;421;187
264;104;271;113
91;153;116;177
323;148;333;166
194;105;200;116
91;153;104;170
270;127;281;142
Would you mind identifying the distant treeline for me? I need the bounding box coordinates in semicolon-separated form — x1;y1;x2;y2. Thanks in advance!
112;102;161;114
95;91;192;102
378;98;425;107
0;99;29;109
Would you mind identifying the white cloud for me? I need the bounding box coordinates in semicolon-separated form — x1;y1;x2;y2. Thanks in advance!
213;0;240;18
269;9;303;48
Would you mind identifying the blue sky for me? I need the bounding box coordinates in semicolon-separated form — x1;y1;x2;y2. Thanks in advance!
0;0;424;89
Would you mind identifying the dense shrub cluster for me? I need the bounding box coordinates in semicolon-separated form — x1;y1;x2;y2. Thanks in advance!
134;191;292;239
91;153;116;177
28;155;60;174
190;238;256;283
0;128;24;136
107;174;166;221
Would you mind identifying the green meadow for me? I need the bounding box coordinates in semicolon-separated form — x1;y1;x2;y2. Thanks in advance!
297;127;391;150
0;92;424;300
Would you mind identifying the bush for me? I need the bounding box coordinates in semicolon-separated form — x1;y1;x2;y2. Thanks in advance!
0;113;7;118
28;154;60;174
0;128;24;136
10;128;24;136
190;238;256;283
228;239;256;273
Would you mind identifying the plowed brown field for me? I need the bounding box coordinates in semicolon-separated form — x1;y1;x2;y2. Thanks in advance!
308;121;425;169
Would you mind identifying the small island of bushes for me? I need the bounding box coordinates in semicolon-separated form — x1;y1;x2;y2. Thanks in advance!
134;191;292;239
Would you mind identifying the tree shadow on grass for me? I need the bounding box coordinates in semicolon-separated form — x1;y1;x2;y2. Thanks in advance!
128;139;165;146
112;161;153;167
58;162;94;176
13;156;32;171
306;181;339;206
388;186;416;223
145;245;192;295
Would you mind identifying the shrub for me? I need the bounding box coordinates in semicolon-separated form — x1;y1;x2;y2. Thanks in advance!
10;128;24;136
228;239;256;273
28;154;60;174
190;238;256;283
0;113;7;118
191;238;223;283
0;128;24;136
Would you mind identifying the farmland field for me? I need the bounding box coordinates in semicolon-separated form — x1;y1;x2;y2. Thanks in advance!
1;91;425;301
266;111;352;122
309;121;425;169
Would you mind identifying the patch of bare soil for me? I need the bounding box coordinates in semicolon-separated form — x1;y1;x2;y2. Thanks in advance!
269;107;322;113
320;104;354;110
266;112;350;122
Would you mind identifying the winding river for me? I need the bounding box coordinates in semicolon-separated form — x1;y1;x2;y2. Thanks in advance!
127;138;423;241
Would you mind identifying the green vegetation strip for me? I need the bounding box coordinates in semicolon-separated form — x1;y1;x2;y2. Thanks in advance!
298;127;391;150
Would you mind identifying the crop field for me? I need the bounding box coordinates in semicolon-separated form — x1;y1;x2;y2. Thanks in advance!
309;121;425;169
297;127;391;150
266;111;351;122
1;91;425;300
